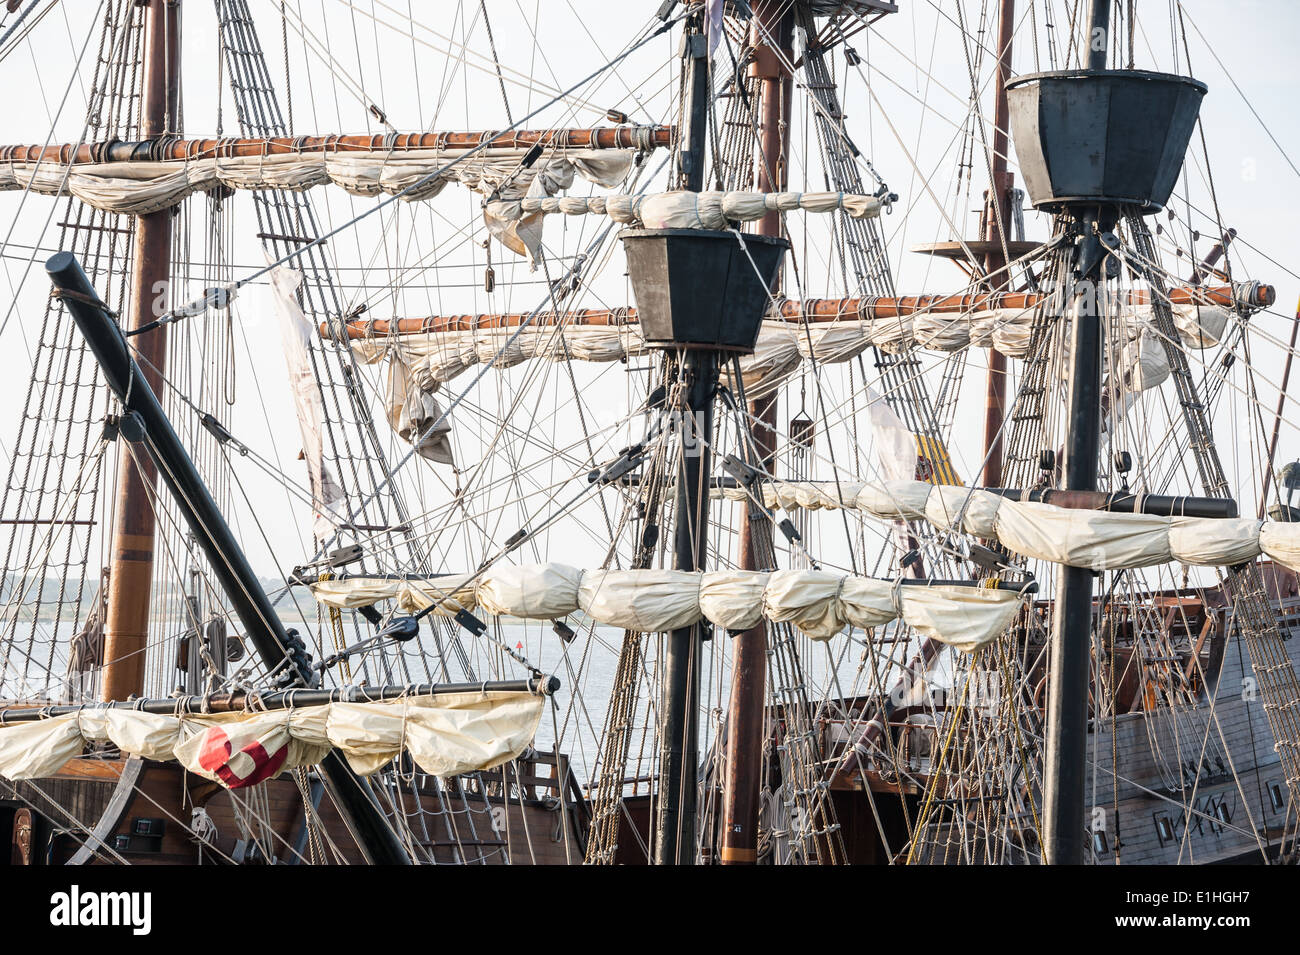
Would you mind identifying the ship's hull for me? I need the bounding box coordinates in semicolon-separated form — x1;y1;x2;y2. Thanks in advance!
3;750;586;865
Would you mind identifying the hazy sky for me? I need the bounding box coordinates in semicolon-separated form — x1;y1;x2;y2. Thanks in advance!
0;1;1297;579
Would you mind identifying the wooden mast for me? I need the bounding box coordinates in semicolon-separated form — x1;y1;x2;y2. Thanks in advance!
980;0;1016;486
99;0;179;702
720;0;794;866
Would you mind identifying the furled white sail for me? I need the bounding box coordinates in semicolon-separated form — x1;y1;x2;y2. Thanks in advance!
0;690;544;785
1171;302;1230;348
309;563;1028;651
349;322;649;386
311;573;479;614
345;301;1229;411
719;479;933;520
485;188;883;233
913;484;1288;571
577;569;705;632
993;503;1175;570
0;147;640;214
482;151;638;265
712;477;1300;574
715;480;868;512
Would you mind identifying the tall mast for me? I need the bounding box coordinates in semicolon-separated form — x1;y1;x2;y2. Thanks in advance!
720;0;794;866
980;0;1016;486
1000;0;1208;861
99;0;179;702
652;7;711;866
641;6;790;865
1039;0;1112;867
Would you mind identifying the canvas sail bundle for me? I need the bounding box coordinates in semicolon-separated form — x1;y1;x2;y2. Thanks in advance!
0;147;641;216
747;300;1228;366
480;151;640;265
310;573;479;614
913;483;1293;571
717;478;1300;573
928;491;1290;572
726;323;805;398
379;355;456;465
481;188;884;263
485;188;883;231
345;300;1230;423
348;321;650;386
310;563;1028;651
716;480;869;511
0;690;544;785
2;146;643;278
715;479;933;518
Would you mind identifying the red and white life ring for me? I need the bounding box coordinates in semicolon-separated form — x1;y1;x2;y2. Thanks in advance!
196;725;289;789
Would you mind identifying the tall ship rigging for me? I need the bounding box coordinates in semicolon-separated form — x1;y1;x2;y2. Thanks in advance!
0;0;1296;867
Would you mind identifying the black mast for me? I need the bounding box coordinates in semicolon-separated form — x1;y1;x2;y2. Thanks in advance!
47;252;414;866
1007;0;1207;863
628;8;785;864
1041;0;1112;866
1041;212;1109;864
653;9;711;866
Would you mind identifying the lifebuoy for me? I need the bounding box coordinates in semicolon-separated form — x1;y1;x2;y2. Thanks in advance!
197;725;288;789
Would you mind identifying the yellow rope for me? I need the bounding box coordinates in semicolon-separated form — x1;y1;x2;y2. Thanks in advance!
905;664;972;865
995;637;1044;850
319;572;351;680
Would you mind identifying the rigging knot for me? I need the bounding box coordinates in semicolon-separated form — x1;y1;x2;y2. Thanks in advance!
51;286;115;317
149;134;181;163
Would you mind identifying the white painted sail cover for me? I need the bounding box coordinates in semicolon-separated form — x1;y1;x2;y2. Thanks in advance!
310;563;1028;652
0;690;543;784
